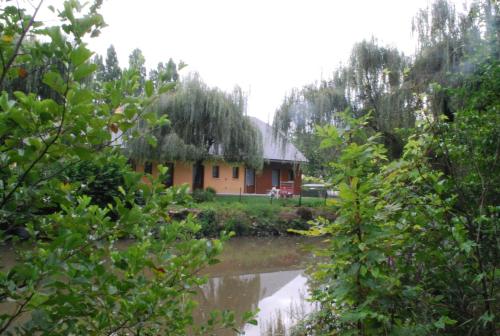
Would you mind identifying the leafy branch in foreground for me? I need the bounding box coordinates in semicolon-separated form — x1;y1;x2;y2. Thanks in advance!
301;91;498;334
0;1;255;334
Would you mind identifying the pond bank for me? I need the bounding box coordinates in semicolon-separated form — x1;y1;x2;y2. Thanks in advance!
169;204;336;237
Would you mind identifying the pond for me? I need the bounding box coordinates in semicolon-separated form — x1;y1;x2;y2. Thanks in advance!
0;236;322;335
195;236;321;335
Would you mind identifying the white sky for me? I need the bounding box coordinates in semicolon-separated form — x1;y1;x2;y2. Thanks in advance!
48;0;466;122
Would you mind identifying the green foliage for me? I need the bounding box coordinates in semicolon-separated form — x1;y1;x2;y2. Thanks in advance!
272;5;499;332
105;44;122;82
205;186;217;195
64;155;127;209
192;187;216;203
192;198;334;237
0;2;255;334
128;48;146;95
125;74;264;170
307;115;404;335
273;0;499;175
149;58;179;90
302;67;498;334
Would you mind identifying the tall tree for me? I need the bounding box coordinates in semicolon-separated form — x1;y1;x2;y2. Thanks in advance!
128;48;146;94
274;0;498;175
148;59;179;89
104;44;121;82
92;54;105;86
274;38;413;176
148;62;164;88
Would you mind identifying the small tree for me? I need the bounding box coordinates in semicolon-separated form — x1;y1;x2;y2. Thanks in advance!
128;48;147;95
105;44;122;82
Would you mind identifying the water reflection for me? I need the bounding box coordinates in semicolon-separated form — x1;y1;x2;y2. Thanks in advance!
195;236;320;335
1;236;320;335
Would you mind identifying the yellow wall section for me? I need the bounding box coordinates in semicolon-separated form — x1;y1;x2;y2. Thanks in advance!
204;162;245;194
173;162;193;189
135;161;160;184
134;161;244;193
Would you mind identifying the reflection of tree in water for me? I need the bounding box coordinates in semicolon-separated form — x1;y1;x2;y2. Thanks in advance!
194;274;261;335
259;281;318;336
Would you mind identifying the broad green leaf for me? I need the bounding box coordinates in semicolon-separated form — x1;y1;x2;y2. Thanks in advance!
145;80;153;97
159;82;176;94
74;63;97;81
9;108;29;128
43;71;67;94
70;45;93;67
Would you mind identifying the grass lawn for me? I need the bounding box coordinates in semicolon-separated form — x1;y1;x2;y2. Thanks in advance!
211;195;326;207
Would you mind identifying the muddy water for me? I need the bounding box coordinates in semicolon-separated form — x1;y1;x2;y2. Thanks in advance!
195;236;321;335
0;236;321;335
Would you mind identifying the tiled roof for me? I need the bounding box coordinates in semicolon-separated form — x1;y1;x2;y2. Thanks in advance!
249;117;307;163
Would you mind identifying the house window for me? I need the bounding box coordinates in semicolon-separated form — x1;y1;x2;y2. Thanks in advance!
144;161;153;174
212;165;220;178
288;169;295;181
232;167;239;179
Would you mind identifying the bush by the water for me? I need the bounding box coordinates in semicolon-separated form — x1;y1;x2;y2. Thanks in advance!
65;157;127;208
192;187;216;202
195;201;335;237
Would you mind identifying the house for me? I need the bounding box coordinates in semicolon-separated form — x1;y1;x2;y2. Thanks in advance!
132;117;307;195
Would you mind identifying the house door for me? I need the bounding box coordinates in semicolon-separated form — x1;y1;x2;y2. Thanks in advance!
192;163;204;190
245;168;255;193
272;169;280;187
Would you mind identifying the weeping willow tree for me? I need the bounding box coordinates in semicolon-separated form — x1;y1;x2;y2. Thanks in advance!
344;39;416;155
274;0;498;175
274;39;413;176
125;74;263;169
272;75;350;177
410;0;499;121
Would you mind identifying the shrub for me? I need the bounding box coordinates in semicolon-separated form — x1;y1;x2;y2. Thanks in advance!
205;186;217;195
192;188;216;202
65;157;126;208
197;208;218;237
194;203;329;237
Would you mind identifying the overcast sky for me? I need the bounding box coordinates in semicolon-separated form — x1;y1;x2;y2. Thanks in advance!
79;0;466;122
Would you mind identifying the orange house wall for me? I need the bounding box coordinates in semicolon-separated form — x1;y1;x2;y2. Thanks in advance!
136;162;160;184
172;162;193;189
136;161;190;188
204;162;245;194
134;160;299;195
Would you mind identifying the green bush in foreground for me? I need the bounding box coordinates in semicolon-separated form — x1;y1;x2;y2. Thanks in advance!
0;2;254;334
302;85;498;335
